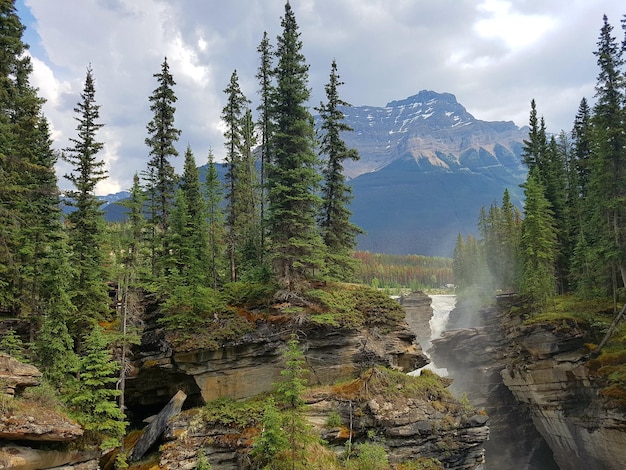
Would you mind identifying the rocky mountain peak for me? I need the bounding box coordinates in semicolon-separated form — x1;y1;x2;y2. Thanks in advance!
383;90;474;130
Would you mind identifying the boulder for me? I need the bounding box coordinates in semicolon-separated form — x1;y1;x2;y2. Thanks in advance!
0;354;41;396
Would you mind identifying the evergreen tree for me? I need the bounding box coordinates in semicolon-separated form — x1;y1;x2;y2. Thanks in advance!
571;97;593;198
166;146;209;286
0;1;65;330
144;57;181;275
222;70;251;282
204;150;227;289
0;328;24;360
521;99;547;172
70;325;125;450
274;335;312;469
62;66;110;338
519;170;557;308
256;31;275;254
268;2;325;289
250;397;288;469
239;107;264;277
316;59;363;281
589;14;626;291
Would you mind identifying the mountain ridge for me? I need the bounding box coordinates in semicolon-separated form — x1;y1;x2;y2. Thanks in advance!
97;90;528;257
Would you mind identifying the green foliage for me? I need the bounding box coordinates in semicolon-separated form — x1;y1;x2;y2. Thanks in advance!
267;1;325;289
159;284;226;331
196;396;265;429
275;335;308;410
0;328;25;360
346;442;389;470
325;410;342;428
221;281;277;308
519;171;557;309
316;59;363;281
70;325;125;450
250;397;288;468
35;311;79;390
195;450;212;470
304;284;405;329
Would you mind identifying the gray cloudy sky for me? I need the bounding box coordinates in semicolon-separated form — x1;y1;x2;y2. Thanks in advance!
17;0;625;195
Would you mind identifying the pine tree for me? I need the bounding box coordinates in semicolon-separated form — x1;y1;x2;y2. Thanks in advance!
62;66;110;337
222;70;251;282
71;325;125;450
239;107;264;277
166;146;210;286
519;170;557;308
204;150;227;289
144;57;181;275
521;99;547;172
589;14;626;291
256;32;275;253
274;335;312;468
316;59;363;281
0;0;64;326
268;2;325;289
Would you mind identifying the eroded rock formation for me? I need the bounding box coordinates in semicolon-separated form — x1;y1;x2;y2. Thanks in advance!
157;368;488;470
0;356;98;470
432;295;626;470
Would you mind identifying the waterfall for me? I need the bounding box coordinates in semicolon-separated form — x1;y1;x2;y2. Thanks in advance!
410;294;456;376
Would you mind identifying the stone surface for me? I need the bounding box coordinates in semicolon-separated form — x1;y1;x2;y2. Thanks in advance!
158;368;488;470
432;295;626;470
400;292;433;348
0;354;41;396
429;299;559;470
0;444;99;470
126;314;429;417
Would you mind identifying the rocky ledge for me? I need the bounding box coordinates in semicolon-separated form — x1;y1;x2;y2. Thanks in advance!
433;295;626;470
0;355;98;470
125;285;430;417
499;308;626;470
156;367;487;469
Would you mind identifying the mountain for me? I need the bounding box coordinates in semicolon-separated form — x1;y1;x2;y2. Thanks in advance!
336;90;528;256
99;90;528;257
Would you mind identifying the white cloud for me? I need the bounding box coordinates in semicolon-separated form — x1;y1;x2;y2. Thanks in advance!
18;0;626;195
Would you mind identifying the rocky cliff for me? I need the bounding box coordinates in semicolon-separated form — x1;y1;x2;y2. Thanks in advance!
121;287;489;469
432;296;626;470
125;287;429;417
156;367;488;470
0;354;99;470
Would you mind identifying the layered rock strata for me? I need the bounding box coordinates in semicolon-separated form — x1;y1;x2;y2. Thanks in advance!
158;368;488;470
0;356;98;470
126;317;429;416
433;296;626;470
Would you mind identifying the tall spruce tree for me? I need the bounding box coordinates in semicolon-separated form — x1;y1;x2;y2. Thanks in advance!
519;170;557;308
0;0;66;328
62;66;110;338
144;57;181;275
204;150;227;288
222;70;250;282
316;59;363;280
589;15;626;291
166;146;209;286
256;31;275;253
268;1;325;289
239;107;263;276
71;325;125;450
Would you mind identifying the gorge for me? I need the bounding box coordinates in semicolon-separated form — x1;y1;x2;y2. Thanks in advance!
425;293;626;470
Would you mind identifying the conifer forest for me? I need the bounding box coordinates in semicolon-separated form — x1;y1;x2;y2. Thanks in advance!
2;0;626;467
